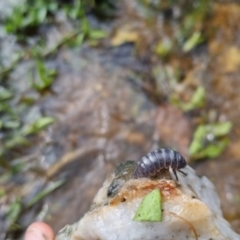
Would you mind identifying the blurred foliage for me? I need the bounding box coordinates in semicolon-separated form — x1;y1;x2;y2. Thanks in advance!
189;122;232;160
4;180;64;232
139;0;211;53
0;188;6;198
5;0;58;35
140;0;232;161
31;61;57;91
22;117;55;135
4;0;96;37
0;0;109;77
171;86;206;112
155;39;173;58
183;31;205;52
0;0;110;167
0;1;113;236
26;179;65;208
0;86;13;100
6;198;22;230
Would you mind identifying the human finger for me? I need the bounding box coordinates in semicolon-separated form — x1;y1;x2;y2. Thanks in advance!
24;222;55;240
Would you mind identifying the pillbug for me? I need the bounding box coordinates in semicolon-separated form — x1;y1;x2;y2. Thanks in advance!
132;149;187;181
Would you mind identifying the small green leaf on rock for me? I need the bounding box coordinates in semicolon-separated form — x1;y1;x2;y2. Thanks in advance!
133;189;162;222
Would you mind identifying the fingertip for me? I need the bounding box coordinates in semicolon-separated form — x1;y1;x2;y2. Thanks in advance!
25;222;54;240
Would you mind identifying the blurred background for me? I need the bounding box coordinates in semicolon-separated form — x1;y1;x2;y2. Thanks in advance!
1;0;240;239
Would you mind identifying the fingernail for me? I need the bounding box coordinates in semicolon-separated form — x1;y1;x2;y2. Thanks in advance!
25;227;47;240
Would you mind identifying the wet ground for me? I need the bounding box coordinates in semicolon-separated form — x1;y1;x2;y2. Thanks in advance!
1;1;240;239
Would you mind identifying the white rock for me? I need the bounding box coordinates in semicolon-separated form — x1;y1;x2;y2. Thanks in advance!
56;165;240;240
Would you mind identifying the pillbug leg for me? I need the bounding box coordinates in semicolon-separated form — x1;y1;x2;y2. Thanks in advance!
172;169;179;181
178;169;187;176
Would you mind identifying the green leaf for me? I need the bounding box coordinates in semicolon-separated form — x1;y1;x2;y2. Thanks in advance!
5;135;29;149
7;198;22;225
171;86;205;111
48;2;58;12
0;86;13;100
82;18;90;35
3;120;21;129
88;29;106;39
133;189;162;222
67;33;85;47
189;122;232;160
0;189;6;198
155;39;173;57
23;117;55;135
37;7;47;23
27;179;65;207
184;86;205;111
200;139;229;158
31;61;57;91
183;31;204;52
210;122;232;137
188;86;205;109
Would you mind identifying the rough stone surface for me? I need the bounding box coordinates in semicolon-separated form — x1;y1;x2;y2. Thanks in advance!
56;165;240;240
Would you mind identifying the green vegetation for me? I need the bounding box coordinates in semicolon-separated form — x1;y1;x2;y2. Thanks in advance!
0;1;109;236
0;0;108;163
26;179;65;208
183;31;205;52
5;0;87;37
155;39;173;58
171;86;206;112
140;0;212;57
22;117;55;135
133;189;162;222
189;122;232;160
6;198;22;231
31;61;57;91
